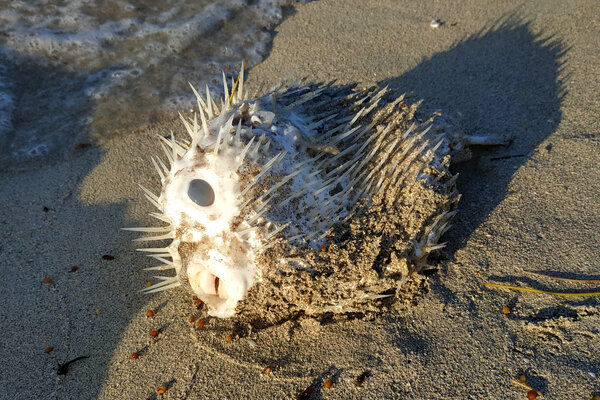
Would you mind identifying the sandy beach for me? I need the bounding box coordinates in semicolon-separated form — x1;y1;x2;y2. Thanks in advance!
1;0;599;399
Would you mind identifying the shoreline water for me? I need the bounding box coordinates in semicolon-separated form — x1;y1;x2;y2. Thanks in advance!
1;1;599;399
0;0;297;173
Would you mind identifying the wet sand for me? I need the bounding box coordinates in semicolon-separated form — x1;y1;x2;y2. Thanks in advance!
1;0;599;399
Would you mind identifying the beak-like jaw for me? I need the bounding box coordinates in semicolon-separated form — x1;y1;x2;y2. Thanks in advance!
186;248;254;318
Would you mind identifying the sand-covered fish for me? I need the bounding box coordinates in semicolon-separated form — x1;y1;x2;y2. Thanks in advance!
125;64;492;322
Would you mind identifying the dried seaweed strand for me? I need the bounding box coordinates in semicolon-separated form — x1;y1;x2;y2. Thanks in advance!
524;270;600;284
228;60;247;105
483;282;600;297
510;378;541;396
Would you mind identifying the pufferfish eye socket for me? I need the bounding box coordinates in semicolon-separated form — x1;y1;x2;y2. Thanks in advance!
187;179;215;207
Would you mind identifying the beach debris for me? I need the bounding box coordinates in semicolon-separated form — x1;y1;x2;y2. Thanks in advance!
525;270;600;284
354;370;372;387
126;62;502;321
538;143;552;157
43;277;54;285
527;390;539;400
146;309;155;318
511;376;542;398
430;19;443;28
487;271;600;301
484;282;600;297
154;385;167;395
74;143;92;151
297;384;314;399
57;355;89;375
193;296;203;309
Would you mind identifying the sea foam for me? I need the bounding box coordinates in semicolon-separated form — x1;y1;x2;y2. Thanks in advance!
0;0;301;170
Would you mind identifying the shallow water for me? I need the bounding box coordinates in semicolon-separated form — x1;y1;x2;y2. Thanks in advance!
0;0;297;171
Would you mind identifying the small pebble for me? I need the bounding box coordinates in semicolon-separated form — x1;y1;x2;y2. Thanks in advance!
323;380;333;389
502;306;511;314
264;366;272;375
354;370;371;387
43;277;54;285
131;352;139;359
430;19;442;28
588;371;597;378
197;320;205;328
74;143;91;151
45;347;54;353
102;254;114;260
150;330;159;337
193;297;203;308
188;317;196;323
225;335;233;342
146;310;155;318
155;385;167;395
527;390;538;400
591;395;600;400
69;265;79;273
298;385;314;399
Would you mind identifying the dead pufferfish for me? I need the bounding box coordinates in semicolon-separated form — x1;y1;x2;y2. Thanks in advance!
125;64;496;321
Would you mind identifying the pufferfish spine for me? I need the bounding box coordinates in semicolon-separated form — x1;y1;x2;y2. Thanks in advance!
125;63;460;319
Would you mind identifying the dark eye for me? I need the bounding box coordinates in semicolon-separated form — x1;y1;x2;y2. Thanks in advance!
188;179;215;207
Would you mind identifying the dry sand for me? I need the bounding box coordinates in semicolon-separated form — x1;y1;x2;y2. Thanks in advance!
1;0;599;399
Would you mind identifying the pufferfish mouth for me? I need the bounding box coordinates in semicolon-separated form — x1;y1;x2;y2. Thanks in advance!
185;261;252;318
195;269;240;300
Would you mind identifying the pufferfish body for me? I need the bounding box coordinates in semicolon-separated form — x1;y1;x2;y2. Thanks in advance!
126;64;471;321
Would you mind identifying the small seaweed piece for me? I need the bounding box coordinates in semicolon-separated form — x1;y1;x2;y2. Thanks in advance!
228;61;247;105
354;370;372;387
524;270;600;284
297;384;314;400
511;377;542;398
483;282;600;297
57;356;89;375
